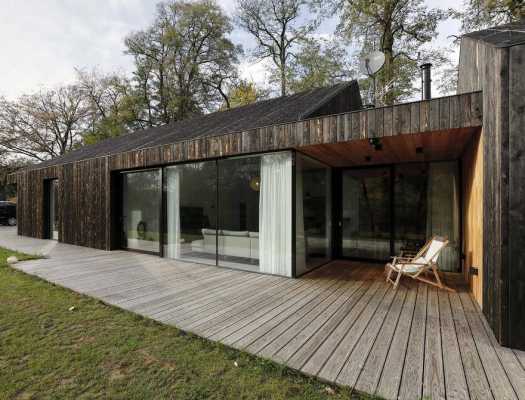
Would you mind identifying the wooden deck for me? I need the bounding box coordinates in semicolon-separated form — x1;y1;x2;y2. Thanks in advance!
1;227;524;400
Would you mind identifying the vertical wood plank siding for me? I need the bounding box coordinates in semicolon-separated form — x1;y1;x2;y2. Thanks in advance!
12;91;482;252
16;158;110;250
458;36;525;349
508;44;525;349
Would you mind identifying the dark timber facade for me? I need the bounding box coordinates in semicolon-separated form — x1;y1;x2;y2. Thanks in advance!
8;22;525;351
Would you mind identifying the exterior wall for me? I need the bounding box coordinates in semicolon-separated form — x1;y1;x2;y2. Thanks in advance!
16;166;60;239
458;37;525;349
461;131;483;306
508;44;525;349
16;158;111;250
12;92;483;257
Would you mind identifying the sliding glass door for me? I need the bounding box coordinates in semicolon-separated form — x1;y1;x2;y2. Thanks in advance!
295;153;332;275
341;167;391;260
340;162;460;272
164;152;292;277
121;169;161;253
165;161;217;264
393;163;428;254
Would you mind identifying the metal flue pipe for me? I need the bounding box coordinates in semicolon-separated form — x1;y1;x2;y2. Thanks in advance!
420;63;432;100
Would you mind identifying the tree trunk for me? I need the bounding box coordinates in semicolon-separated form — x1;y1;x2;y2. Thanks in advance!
381;2;395;106
280;64;286;97
382;31;395;106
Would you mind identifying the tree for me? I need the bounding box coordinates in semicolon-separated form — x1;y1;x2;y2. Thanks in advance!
0;85;90;162
125;0;241;125
457;0;524;33
0;158;27;201
332;0;450;105
76;69;143;145
236;0;319;97
286;38;353;93
220;79;269;109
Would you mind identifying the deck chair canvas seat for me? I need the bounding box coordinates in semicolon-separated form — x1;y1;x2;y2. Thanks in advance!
386;236;452;291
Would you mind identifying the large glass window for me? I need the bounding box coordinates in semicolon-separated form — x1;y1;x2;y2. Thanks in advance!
164;152;292;277
296;154;332;276
394;163;428;254
340;162;460;271
218;153;292;275
342;167;392;260
218;156;261;271
122;169;161;253
425;162;460;272
165;161;217;265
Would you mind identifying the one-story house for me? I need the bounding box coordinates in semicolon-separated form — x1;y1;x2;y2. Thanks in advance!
8;21;525;351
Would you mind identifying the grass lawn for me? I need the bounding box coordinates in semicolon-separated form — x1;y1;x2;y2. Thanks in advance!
0;247;376;400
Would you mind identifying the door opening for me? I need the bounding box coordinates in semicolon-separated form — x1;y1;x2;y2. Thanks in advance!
44;179;59;240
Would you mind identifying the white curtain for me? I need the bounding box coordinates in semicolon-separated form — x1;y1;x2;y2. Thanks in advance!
259;152;292;276
166;167;181;259
426;162;460;271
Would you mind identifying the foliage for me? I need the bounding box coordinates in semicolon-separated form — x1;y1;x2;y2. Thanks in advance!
328;0;451;105
456;0;525;32
125;0;241;125
0;85;90;161
0;246;373;399
0;159;27;201
77;68;143;145
220;79;269;109
236;0;319;97
285;38;354;93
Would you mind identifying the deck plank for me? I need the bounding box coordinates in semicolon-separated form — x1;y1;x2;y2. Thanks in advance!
317;283;390;383
219;275;344;346
297;281;380;375
336;286;401;387
449;292;493;400
235;269;357;351
254;279;364;360
478;311;525;399
354;286;407;395
423;286;445;400
3;227;525;400
376;283;417;400
398;283;428;400
438;290;469;400
459;292;518;400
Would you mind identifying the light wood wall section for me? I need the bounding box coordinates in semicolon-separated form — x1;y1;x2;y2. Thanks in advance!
462;131;483;307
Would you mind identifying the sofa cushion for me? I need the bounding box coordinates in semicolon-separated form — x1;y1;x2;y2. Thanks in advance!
221;230;249;237
249;232;259;238
201;228;217;235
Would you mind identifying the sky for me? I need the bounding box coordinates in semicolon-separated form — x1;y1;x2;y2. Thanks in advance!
0;0;463;100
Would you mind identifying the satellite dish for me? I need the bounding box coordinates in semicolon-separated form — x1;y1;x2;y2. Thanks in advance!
359;50;385;107
359;51;385;76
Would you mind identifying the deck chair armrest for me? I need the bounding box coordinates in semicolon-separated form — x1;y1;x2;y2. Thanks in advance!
391;256;413;264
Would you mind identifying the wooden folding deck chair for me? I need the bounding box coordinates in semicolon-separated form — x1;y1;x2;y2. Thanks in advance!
385;236;453;291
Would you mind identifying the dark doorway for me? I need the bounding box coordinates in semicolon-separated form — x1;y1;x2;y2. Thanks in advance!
43;179;59;240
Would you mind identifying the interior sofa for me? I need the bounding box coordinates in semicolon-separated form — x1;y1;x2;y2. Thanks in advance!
191;229;259;259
